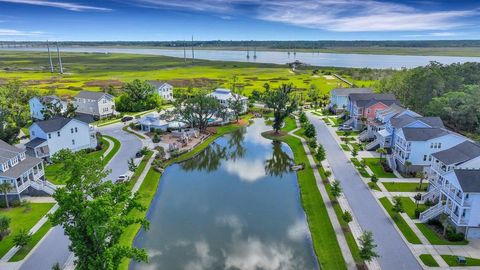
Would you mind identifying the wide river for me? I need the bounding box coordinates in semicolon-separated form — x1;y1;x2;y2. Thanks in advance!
130;119;319;270
4;47;480;69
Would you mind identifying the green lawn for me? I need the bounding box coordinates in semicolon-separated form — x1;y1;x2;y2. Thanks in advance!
382;182;428;192
350;158;370;178
415;223;468;245
378;197;422;244
419;254;439;267
102;135;121;165
397;197;429;219
340;144;350;151
125;151;154;190
262;134;347;269
363;158;396;178
282;116;297;132
9;221;53;262
336;131;360;136
441;255;480;267
0;203;55;258
350;143;364;152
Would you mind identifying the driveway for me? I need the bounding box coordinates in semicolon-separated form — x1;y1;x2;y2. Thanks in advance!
307;112;421;270
19;124;142;270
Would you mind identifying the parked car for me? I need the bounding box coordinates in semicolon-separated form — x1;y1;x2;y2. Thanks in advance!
339;124;353;131
121;116;134;122
116;174;130;183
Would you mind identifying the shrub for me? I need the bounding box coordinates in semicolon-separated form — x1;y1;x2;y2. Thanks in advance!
152;134;161;143
304;123;316;138
299;112;308;124
342;211;353;224
308;139;318;149
324;170;332;177
13;229;31;249
0;216;11;240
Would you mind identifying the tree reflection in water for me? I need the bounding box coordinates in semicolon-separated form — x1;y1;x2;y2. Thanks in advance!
264;141;294;177
180;128;246;172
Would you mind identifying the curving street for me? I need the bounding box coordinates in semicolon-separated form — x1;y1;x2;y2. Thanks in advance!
19;125;142;270
307;112;422;270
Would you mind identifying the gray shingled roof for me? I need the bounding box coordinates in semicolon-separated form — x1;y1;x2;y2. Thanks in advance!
332;88;372;96
34;117;73;133
349;93;396;101
391;115;417;128
0;155;42;179
75;91;112;101
362;99;400;108
432;141;480;165
25;138;47;149
147;80;171;89
418;117;445;129
402;127;449;141
453;169;480;193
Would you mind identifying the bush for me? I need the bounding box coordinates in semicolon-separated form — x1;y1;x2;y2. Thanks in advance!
304;123;316;138
381;162;393;173
446;226;465;242
152;134;161;143
299;112;308;124
0;215;11;240
324;170;332;177
308;139;318;149
342;211;353;224
13;229;31;249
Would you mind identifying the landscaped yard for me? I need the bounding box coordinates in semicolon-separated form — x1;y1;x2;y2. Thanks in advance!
9;221;52;262
382;182;427;192
0;203;55;258
397;197;430;219
415;223;468;245
350;158;370;177
282;116;297;133
340;144;351;151
419;254;439;267
441;255;480;267
45;136;120;184
336;131;360;136
363;158;396;178
379;197;422;244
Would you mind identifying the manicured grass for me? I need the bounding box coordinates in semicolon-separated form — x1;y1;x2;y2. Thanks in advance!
378;197;422;244
416;223;468;245
441;255;480;267
102;135;121;165
336;131;360;136
419;254;439;267
397;197;429;219
350;158;370;178
363;158;396;178
125;151;154;190
368;182;381;191
264;134;347;269
350;143;364;152
9;221;53;262
0;203;55;258
340;144;350;151
382;182;428;192
122;126;146;139
282;116;297;132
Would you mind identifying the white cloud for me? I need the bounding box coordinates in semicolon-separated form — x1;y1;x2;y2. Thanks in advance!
0;0;111;11
184;241;216;270
224;158;266;182
127;0;478;32
0;28;44;36
287;219;310;242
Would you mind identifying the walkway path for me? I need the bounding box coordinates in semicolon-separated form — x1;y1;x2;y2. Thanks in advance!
289;123;357;270
307;112;422;270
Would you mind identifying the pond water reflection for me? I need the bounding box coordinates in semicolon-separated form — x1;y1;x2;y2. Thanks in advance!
131;120;318;270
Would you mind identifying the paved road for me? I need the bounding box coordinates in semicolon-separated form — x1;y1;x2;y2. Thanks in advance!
307;112;421;270
19;124;142;270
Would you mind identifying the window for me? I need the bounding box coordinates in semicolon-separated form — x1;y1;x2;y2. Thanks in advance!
71;128;74;133
48;133;51;139
31;131;35;136
430;143;434;148
57;131;61;137
429;156;432;161
75;127;78;133
72;139;75;145
438;143;442;149
423;155;427;161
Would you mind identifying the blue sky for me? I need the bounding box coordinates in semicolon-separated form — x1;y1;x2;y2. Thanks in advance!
0;0;479;41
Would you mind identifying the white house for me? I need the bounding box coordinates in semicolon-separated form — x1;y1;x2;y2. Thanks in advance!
329;88;372;113
0;140;53;199
419;141;480;239
138;113;169;132
29;95;67;121
74;91;115;119
209;88;248;114
147;81;174;101
25;117;97;160
391;127;467;173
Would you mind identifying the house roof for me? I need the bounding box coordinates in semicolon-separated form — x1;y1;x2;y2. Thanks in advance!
432;141;480;165
378;104;405;117
453;169;480;193
349;93;396;102
0;155;42;179
209;88;247;101
75;91;112;101
362;99;400;108
147;80;172;89
74;113;95;124
401;127;449;141
418;117;445;129
331;88;372;96
24;138;47;149
0;140;24;163
33;117;73;133
390;115;444;129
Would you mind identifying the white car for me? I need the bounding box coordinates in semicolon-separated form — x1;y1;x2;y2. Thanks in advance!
116;174;130;183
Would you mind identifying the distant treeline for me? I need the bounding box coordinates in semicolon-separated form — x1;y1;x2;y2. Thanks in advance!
2;40;480;48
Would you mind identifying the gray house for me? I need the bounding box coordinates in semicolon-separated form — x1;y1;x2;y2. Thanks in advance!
74;91;115;119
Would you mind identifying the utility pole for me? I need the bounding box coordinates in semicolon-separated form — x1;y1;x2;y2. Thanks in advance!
47;40;54;72
56;42;63;74
191;35;194;64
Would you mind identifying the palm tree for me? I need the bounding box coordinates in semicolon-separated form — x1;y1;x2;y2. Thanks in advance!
0;182;12;208
416;171;426;191
376;148;387;165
